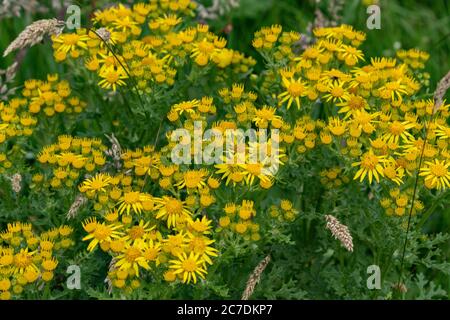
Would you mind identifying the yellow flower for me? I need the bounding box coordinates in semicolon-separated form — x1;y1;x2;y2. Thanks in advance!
115;241;150;277
41;257;58;271
278;77;308;109
82;221;123;252
186;233;218;265
124;220;155;243
338;44;364;65
11;248;39;275
382;120;415;144
323;81;350;103
53;31;89;53
352;149;387;184
98;66;128;91
189;216;213;235
154;196;192;228
79;173;112;193
169;252;207;284
117;191;153;215
175;169;208;190
419;159;450;190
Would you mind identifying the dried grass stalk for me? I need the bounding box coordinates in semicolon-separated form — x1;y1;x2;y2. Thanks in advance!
104;133;123;171
392;282;408;293
105;258;118;295
10;173;22;193
241;255;271;300
197;0;240;21
66;194;87;219
325;214;354;252
3;18;65;57
95;28;112;43
0;0;48;19
0;62;18;101
433;70;450;114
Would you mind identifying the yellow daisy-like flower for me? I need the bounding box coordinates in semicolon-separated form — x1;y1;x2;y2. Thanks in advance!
323;81;350;103
172;99;199;115
11;248;39;275
117;191;153;215
154;196;192;228
352;149;387;184
186;233;218;265
338;44;365;65
419;159;450;190
169;252;207;284
278;76;308;109
123;220;155;243
382;120;416;144
98;66;128;91
79;173;112;193
115;241;150;277
175;169;208;190
189;216;213;235
82;221;123;252
253;106;282;127
53;32;89;53
142;239;161;265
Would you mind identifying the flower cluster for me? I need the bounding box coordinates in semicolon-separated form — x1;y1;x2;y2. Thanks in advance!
0;74;86;152
218;200;261;241
379;188;424;216
51;1;255;93
319;167;350;189
1;0;448;300
35;135;108;189
250;23;450;194
0;222;73;300
268;199;299;222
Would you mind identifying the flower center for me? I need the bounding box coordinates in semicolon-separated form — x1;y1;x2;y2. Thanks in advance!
181;258;197;272
288;83;304;97
390;121;405;135
126;247;141;262
331;86;344;97
430;163;447;177
361;153;379;170
64;34;80;45
106;71;119;84
128;226;145;240
166;199;183;215
14;252;32;268
90;180;104;190
93;224;112;240
124;192;140;204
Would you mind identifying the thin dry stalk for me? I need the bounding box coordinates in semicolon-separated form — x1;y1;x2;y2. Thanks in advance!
433;70;450;114
96;28;111;43
3;18;65;57
325;214;354;252
241;255;271;300
197;0;240;21
0;0;48;19
104;133;123;171
105;258;118;295
66;194;88;220
0;62;18;101
10;173;22;193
